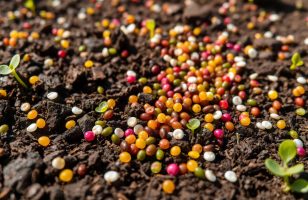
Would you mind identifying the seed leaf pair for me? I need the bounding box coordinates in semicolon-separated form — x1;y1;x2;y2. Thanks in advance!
290;53;304;70
186;118;200;134
95;101;108;113
265;140;308;193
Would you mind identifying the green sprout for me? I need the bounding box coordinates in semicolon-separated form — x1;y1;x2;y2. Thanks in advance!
265;140;308;193
95;101;108;113
290;52;304;70
0;54;28;89
24;0;36;13
186;118;200;134
145;19;156;39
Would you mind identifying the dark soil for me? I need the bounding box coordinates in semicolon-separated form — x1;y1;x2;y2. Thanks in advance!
0;0;307;199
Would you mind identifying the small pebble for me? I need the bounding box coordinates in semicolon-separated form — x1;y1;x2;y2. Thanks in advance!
20;102;31;112
92;125;103;135
267;75;278;82
52;157;65;169
203;151;215;162
104;171;120;183
224;170;237;182
127;117;137;127
27;123;37;132
47;92;58;100
173;129;184;140
72;106;83;115
294;139;303;148
205;169;216;182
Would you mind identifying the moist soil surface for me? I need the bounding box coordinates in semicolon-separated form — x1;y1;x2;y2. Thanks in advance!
0;0;307;200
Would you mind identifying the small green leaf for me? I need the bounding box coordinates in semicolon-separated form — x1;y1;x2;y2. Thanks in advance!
286;164;304;175
95;101;108;113
278;140;297;165
265;158;286;177
186;118;200;131
290;53;304;70
0;65;12;75
9;54;20;69
24;0;36;13
291;179;308;193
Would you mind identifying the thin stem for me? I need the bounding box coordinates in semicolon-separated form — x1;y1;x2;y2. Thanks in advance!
11;70;28;89
282;176;291;192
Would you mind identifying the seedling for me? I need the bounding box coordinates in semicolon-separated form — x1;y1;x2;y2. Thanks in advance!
265;140;308;193
186;118;200;134
290;52;304;70
0;54;28;89
24;0;36;13
145;19;156;39
95;101;108;113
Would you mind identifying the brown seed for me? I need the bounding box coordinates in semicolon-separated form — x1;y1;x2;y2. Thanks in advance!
130;144;139;155
159;127;168;139
203;105;214;113
140;113;152;121
179;163;188;174
146;144;157;156
103;110;113;120
120;141;129;152
77;164;87;177
203;144;213;152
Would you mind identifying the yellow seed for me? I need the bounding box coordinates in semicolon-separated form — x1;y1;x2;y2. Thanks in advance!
38;136;50;147
276;120;286;129
187;160;198;172
36;118;46;128
162;180;175;194
0;89;7;97
119;152;131;163
60;40;70;49
188;151;200;159
27;110;38;120
170;146;181;156
65;120;76;129
59;169;73;182
29;76;40;85
84;60;94;68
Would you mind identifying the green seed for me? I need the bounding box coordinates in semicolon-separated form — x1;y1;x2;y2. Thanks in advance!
146;136;156;145
247;99;257;106
295;108;306;116
289;130;298;139
137;150;146;161
95;120;106;127
223;63;231;69
194;167;205;179
111;134;120;144
150;161;162;174
138;77;148;85
0;124;9;134
78;45;86;52
153;83;160;90
108;48;117;55
238;85;245;91
156;149;164;160
97;86;104;94
102;127;113;137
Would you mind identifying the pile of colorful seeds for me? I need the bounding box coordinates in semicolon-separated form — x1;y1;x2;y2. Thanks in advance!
0;0;307;197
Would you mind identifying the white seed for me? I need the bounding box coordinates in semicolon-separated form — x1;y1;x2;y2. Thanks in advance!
62;31;71;38
133;124;143;134
213;110;222;120
203;151;215;162
296;77;306;84
72;106;83;115
78;12;86;20
114;128;124;138
47;92;58;100
187;76;197;84
248;48;257;58
269;14;280;22
205;169;216;182
249;73;258;80
305;38;308;46
20;102;31;112
267;75;278;82
264;31;273;38
261;121;272;129
236;105;246;112
126;70;136;77
270;113;280;120
173;129;184;140
224;170;237;182
256;122;265;130
52;157;65;169
293;139;303;148
232;96;242;105
102;48;109;57
92;125;103;135
27;123;37;132
127;117;137;127
44;58;54;67
236;61;246;67
104;171;120;183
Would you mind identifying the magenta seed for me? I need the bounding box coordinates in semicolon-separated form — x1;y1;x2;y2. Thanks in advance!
84;131;95;142
125;129;134;137
297;147;306;157
214;129;224;139
166;163;179;176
